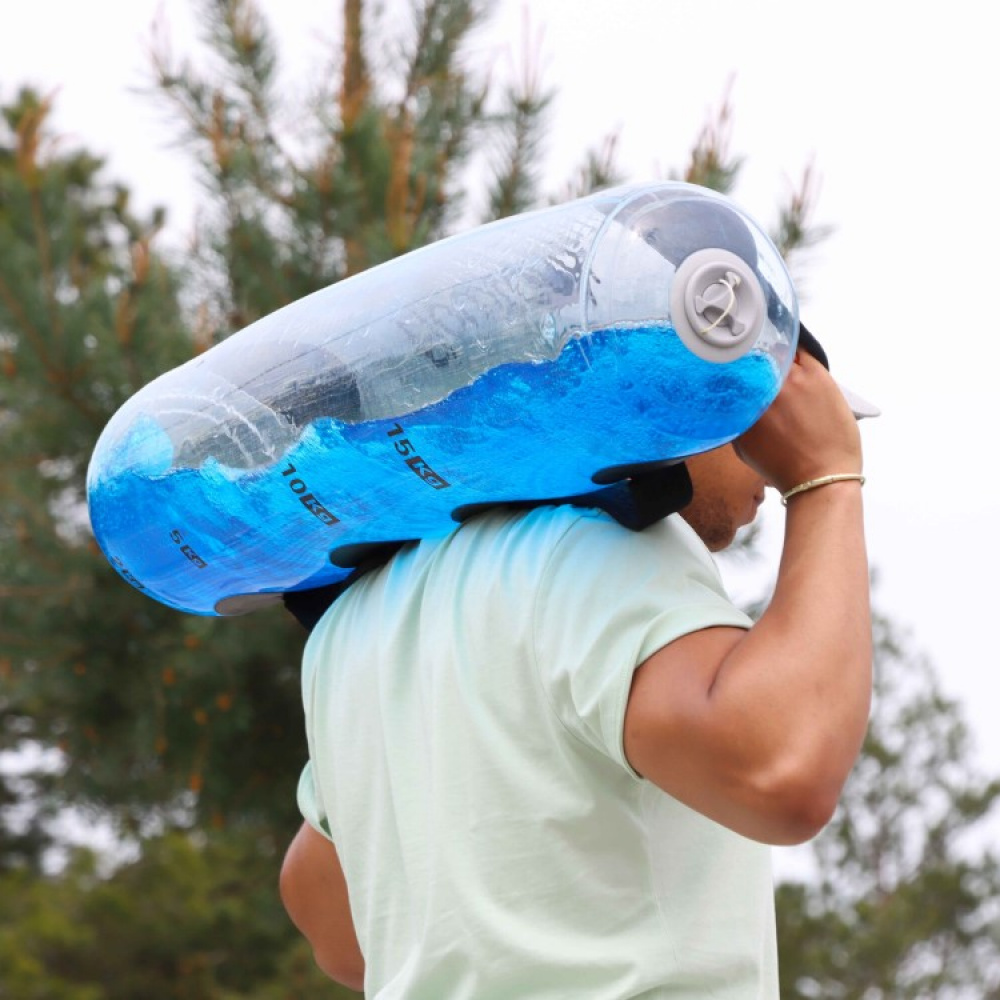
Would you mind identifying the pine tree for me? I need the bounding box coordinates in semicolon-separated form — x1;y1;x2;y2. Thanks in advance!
0;829;361;999
776;606;1000;998
0;87;222;835
0;0;620;850
146;0;566;335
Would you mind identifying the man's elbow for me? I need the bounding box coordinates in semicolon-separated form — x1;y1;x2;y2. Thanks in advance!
766;788;839;845
753;764;845;845
279;832;366;992
287;907;365;991
313;947;365;992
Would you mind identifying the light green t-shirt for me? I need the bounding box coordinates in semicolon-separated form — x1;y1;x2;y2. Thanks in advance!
298;506;778;999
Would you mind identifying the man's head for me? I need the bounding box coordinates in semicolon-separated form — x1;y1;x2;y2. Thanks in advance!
681;444;766;551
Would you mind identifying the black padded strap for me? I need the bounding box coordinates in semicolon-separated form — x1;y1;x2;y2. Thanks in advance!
283;463;692;631
283;582;352;632
555;462;693;531
283;544;404;632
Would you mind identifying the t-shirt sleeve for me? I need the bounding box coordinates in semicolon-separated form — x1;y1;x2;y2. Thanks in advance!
296;632;335;841
297;760;334;841
531;510;753;775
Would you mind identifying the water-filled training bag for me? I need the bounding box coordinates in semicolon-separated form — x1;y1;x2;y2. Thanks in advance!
87;181;799;616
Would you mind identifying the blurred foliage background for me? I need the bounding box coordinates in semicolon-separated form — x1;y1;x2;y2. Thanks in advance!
1;1;997;996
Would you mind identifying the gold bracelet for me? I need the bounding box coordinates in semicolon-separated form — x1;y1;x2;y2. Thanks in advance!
781;473;866;506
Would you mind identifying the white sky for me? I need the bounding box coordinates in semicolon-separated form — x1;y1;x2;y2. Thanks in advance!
3;0;999;799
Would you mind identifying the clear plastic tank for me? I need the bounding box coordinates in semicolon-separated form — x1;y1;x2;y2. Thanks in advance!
87;181;798;615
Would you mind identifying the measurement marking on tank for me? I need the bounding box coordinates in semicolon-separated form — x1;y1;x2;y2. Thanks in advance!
280;463;341;526
112;556;147;591
169;529;208;569
386;423;451;490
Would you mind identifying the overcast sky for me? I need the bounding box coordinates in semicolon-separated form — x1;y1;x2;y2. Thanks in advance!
4;0;999;801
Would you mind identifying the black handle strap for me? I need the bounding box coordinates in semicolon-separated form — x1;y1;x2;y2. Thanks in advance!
283;463;693;631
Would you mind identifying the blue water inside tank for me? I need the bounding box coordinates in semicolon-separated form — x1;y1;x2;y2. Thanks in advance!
88;323;780;614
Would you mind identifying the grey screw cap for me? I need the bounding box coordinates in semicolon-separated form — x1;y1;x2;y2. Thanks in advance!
670;248;766;363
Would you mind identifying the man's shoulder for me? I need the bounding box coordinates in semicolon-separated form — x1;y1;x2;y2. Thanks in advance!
452;504;712;570
458;503;692;545
457;507;717;601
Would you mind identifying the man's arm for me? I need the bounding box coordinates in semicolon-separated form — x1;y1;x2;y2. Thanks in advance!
280;821;365;990
624;351;872;845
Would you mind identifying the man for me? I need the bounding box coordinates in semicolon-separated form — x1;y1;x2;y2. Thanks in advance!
280;337;875;998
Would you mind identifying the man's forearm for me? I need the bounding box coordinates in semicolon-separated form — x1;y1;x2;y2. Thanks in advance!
280;822;365;990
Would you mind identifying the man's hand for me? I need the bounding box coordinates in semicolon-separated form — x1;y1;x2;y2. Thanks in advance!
736;348;863;494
